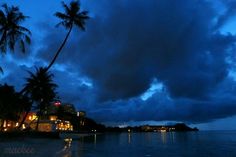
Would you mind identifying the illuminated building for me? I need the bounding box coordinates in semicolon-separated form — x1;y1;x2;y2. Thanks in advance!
55;120;73;131
0;102;78;132
0;120;24;131
77;111;86;117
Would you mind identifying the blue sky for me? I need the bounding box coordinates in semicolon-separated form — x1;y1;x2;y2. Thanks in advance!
1;0;236;130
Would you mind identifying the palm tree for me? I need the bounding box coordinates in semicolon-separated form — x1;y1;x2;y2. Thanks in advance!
0;4;31;74
23;67;57;130
0;3;31;54
46;0;89;71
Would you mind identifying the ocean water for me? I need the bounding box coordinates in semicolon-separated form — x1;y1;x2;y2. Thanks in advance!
0;131;236;157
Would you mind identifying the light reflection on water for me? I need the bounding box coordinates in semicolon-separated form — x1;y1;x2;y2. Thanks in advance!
55;138;73;157
1;131;236;157
128;133;131;144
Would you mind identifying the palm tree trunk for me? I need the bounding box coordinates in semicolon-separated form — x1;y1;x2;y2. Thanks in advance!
36;106;43;131
18;110;30;129
46;25;73;71
36;114;40;131
0;119;5;131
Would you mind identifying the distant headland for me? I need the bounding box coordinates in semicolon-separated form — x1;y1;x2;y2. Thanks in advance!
104;123;199;133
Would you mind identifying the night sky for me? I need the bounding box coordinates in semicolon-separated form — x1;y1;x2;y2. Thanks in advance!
1;0;236;130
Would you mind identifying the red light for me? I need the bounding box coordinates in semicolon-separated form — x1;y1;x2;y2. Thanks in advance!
54;101;61;106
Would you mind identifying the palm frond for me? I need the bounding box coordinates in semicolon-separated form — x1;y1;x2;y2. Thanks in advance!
79;11;89;17
20;39;25;53
55;21;64;28
2;4;9;15
17;26;32;35
55;12;70;20
25;34;31;44
62;1;71;15
14;13;29;23
0;42;6;54
0;10;6;24
0;66;3;74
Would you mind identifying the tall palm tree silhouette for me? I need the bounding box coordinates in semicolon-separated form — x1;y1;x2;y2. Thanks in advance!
46;0;89;71
24;67;57;130
0;4;31;73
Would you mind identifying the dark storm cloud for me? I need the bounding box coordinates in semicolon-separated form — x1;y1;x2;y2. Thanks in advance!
51;68;96;106
31;0;236;123
89;80;236;123
38;0;235;100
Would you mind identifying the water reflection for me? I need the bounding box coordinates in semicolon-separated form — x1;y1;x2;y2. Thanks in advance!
64;138;72;149
128;133;131;144
55;138;73;157
161;132;167;144
170;132;176;143
94;134;97;145
145;132;151;143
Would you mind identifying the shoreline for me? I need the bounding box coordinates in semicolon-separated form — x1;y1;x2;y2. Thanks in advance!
0;130;199;140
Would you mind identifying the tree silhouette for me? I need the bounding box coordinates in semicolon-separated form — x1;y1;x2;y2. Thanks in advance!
0;84;26;131
0;3;31;74
24;67;57;130
46;0;89;71
0;3;31;53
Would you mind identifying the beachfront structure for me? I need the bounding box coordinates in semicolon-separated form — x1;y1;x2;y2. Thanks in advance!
28;115;74;132
0;102;87;132
1;113;74;132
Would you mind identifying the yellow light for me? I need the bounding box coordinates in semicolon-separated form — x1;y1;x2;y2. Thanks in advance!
28;116;32;120
49;116;57;121
22;124;26;129
32;115;37;120
7;123;11;127
64;138;72;142
4;128;7;132
3;121;6;127
15;122;19;127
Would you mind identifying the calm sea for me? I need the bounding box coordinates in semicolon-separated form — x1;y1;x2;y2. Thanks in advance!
0;131;236;157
